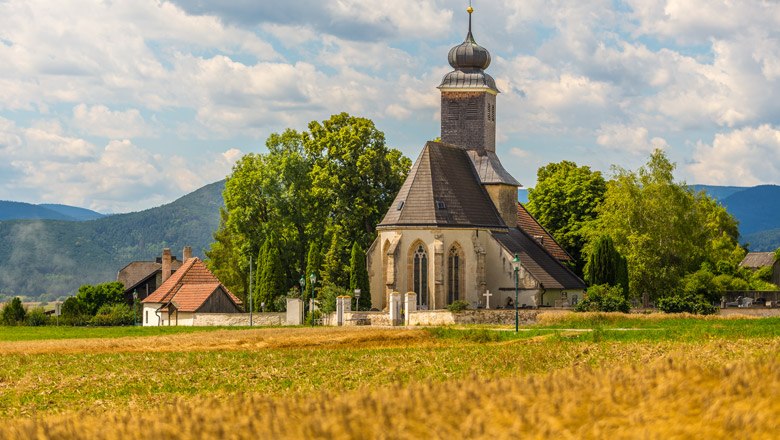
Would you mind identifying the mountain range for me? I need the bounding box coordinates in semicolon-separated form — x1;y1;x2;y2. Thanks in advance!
0;181;777;300
0;181;224;300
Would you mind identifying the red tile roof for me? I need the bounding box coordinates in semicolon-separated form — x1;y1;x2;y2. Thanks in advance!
141;258;242;309
516;203;572;262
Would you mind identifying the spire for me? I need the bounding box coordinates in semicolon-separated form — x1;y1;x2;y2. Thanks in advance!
467;4;474;42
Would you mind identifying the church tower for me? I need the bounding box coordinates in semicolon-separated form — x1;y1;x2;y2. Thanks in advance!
438;6;520;226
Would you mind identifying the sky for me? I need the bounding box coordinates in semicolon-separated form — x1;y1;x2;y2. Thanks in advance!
1;0;779;213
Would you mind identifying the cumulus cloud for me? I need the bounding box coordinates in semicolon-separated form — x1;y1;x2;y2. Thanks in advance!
72;104;153;139
596;124;669;154
688;125;780;186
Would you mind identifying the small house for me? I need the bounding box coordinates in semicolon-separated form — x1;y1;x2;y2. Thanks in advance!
141;257;243;326
740;252;780;286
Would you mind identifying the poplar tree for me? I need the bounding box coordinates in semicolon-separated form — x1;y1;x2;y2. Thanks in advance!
349;241;371;310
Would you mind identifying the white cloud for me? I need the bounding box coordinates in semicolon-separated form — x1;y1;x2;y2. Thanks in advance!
688;125;780;186
72;104;153;139
596;124;669;154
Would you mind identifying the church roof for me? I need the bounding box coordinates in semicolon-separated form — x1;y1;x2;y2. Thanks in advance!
516;203;572;262
378;141;507;229
493;228;586;290
466;149;521;186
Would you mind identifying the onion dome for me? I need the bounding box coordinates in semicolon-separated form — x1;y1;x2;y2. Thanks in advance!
438;6;498;92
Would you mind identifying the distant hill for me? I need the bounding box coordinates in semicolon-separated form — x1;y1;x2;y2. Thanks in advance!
0;201;104;222
689;185;746;201
0;181;225;299
38;204;105;221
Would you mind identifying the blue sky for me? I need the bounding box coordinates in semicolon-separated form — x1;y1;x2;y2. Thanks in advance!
1;0;779;213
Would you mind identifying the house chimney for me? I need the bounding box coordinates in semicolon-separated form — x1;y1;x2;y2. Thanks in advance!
161;248;172;283
183;246;192;261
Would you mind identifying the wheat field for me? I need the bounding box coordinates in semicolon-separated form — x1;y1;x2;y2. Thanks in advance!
0;316;778;439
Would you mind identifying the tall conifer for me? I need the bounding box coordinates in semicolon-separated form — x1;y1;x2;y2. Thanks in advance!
349;241;371;310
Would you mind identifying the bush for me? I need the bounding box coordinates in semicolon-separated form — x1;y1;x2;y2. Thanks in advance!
1;297;27;325
305;309;323;326
447;300;470;313
25;307;49;326
90;304;135;326
657;293;717;315
273;294;287;313
317;283;344;315
575;284;630;313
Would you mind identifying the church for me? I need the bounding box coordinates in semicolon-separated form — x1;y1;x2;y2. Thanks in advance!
367;7;585;311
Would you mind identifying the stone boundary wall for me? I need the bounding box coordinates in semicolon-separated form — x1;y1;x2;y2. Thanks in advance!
191;312;285;326
408;309;544;326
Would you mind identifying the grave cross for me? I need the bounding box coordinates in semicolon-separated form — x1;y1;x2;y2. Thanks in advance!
483;290;493;309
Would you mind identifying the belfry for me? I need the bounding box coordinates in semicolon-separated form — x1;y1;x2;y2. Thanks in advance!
367;6;585;311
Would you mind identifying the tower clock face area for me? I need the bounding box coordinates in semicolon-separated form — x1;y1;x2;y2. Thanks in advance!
441;90;497;152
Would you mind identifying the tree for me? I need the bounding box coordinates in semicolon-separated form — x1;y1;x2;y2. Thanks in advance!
252;241;269;312
584;235;628;297
208;114;411;300
306;113;412;251
526;161;606;273
592;150;740;306
206;208;248;304
322;229;347;288
258;242;286;311
74;281;125;316
1;297;26;325
349;241;371;311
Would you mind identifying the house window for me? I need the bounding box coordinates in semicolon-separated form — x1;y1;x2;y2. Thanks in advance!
413;244;429;308
447;246;463;304
145;310;148;324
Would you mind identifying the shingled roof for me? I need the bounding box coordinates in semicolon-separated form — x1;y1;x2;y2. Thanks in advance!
493;228;586;290
516;203;572;262
466;149;520;186
740;252;777;269
141;258;242;311
378;142;507;229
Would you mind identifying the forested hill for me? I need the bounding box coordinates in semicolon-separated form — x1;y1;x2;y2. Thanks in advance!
0;201;105;221
0;181;225;300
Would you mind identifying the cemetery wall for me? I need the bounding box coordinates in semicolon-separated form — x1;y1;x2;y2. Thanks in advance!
190;312;285;326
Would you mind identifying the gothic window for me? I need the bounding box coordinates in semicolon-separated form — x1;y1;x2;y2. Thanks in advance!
447;245;464;304
412;244;429;308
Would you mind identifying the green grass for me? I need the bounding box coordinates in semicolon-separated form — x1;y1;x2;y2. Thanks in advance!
0;325;243;341
429;317;780;343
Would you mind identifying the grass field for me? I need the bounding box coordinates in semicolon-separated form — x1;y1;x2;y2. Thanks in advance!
0;313;778;439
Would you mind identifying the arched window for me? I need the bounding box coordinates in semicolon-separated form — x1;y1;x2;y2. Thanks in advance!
447;245;464;304
412;244;429;308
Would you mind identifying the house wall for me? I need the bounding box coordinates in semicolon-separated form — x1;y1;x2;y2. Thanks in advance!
142;303;162;327
368;228;545;311
141;305;284;326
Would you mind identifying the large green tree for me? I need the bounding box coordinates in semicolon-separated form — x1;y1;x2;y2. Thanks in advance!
592;150;739;306
207;113;410;299
584;235;628;297
526;161;606;273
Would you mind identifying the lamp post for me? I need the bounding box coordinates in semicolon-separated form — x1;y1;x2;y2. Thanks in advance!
133;290;138;326
299;275;306;319
354;288;361;312
309;272;317;326
511;253;521;333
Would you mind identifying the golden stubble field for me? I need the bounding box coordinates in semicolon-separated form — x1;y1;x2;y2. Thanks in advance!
0;315;778;439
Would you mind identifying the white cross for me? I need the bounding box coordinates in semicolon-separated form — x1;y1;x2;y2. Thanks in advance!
483;290;493;309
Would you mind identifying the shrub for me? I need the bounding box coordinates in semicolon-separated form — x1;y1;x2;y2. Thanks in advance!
447;300;470;313
657;293;717;315
25;307;49;326
575;284;630;313
317;283;343;315
90;304;135;326
1;297;27;325
273;295;287;313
